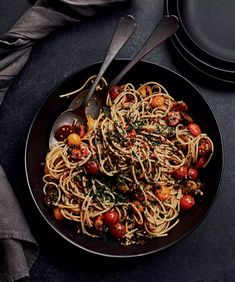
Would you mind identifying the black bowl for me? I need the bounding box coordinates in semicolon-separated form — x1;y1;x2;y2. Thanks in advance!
25;60;223;257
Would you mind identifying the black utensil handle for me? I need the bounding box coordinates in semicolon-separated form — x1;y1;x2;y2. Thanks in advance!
81;15;136;107
109;15;179;87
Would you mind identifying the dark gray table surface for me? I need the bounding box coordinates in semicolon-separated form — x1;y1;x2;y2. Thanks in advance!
0;0;235;281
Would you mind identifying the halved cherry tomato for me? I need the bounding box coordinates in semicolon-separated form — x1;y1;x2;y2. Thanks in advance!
187;123;201;137
188;168;198;180
173;166;188;179
108;85;120;100
84;159;99;174
156;186;170;201
171;101;188;112
195;157;206;169
55;125;75;141
166;111;181;126
94;215;104;231
151;95;164;108
180;195;195;211
110;222;126;238
198;139;212;156
127;129;137;138
103;210;119;226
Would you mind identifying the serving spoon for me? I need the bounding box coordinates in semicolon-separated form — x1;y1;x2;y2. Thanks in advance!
49;15;136;147
49;15;179;148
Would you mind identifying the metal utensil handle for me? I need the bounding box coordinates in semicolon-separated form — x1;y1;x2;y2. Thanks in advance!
81;15;136;107
109;15;179;87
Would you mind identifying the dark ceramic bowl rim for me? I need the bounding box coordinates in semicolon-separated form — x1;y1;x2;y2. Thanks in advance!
25;59;224;257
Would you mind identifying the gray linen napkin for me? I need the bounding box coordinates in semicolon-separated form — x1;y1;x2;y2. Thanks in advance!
0;166;39;282
0;0;128;281
0;0;128;105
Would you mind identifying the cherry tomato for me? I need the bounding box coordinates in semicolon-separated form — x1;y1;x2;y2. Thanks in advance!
139;85;152;97
195;157;206;169
76;124;86;138
151;95;165;108
94;215;104;231
187;123;201;137
71;147;82;160
127;129;137;138
110;222;126;238
173;166;188;179
67;133;81;146
166;111;181;126
198;139;212;156
108;85;120;100
171;101;188;112
84;159;99;174
188;168;199;180
180;195;195;211
156;186;170;201
80;143;89;157
53;207;64;221
55;125;75;141
103;210;119;226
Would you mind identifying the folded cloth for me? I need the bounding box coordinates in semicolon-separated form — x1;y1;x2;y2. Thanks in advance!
0;0;128;105
0;166;39;282
0;1;128;281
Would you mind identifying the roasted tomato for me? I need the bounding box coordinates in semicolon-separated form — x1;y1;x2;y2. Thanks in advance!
171;101;188;112
198;139;212;156
139;85;152;97
173;166;188;179
94;215;104;231
80;143;89;157
110;222;126;238
84;159;99;174
188;123;201;137
188;168;199;180
180;195;195;211
166;111;181;126
108;85;120;100
156;186;170;201
67;133;81;146
71;147;82;160
55;125;75;141
103;210;119;226
151;95;164;108
53;207;64;221
195;157;206;169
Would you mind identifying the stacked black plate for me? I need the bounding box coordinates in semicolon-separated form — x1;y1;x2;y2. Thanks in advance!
165;0;235;83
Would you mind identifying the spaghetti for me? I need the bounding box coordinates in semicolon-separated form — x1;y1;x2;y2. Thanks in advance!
42;79;213;246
